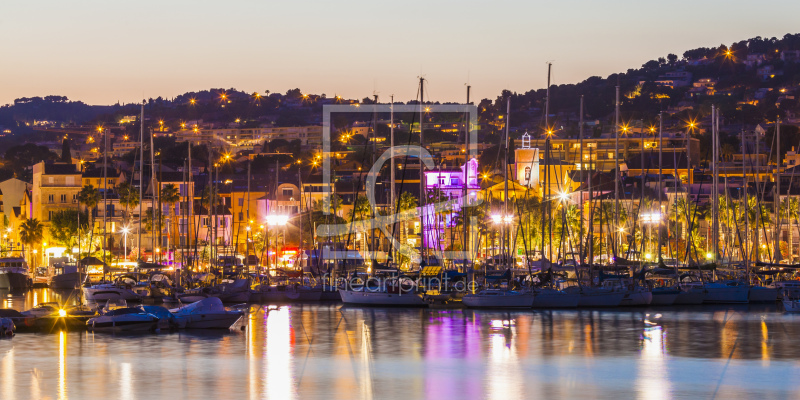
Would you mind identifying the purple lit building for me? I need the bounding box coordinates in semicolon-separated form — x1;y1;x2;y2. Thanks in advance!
421;158;480;250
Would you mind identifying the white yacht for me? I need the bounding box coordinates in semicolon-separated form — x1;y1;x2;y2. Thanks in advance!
87;307;159;332
83;283;143;302
339;276;427;306
0;257;31;289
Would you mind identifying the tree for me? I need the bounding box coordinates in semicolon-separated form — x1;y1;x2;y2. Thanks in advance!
48;209;88;247
117;181;140;224
78;184;100;254
3;143;59;177
667;54;678;64
161;183;181;252
60;138;72;162
19;218;44;263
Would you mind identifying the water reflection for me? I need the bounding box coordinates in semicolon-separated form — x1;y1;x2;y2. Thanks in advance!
265;306;295;399
2;290;800;398
637;314;670;400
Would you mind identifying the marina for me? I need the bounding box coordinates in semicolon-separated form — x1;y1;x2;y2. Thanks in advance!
1;289;800;399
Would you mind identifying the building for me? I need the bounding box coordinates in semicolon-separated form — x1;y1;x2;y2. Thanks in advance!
30;162;82;246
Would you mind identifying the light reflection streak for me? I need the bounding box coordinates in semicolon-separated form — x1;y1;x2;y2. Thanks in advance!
121;363;132;400
761;319;770;364
487;320;522;400
637;317;671;400
265;306;296;399
248;312;257;399
1;348;14;399
59;330;67;400
361;321;373;400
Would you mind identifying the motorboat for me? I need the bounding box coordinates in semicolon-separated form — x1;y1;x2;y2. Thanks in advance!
563;286;625;307
749;286;778;303
0;309;36;332
339;277;427;306
83;283;143;302
176;288;212;304
170;297;243;329
783;298;800;312
21;302;62;318
530;288;580;308
768;281;800;300
87;307;159;332
650;287;681;306
462;289;534;308
217;279;252;303
0;257;31;289
49;263;85;290
140;305;178;330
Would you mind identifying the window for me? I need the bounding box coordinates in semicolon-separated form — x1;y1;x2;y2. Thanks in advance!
238;198;244;206
48;194;54;203
608;152;614;159
238;212;243;220
48;177;54;184
450;178;459;186
60;194;67;203
282;188;293;197
202;217;209;226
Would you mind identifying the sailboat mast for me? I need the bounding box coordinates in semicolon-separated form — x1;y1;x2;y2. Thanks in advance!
742;128;749;269
712;105;719;262
463;86;470;272
419;77;426;264
390;95;396;265
103;126;108;265
579;95;584;266
138;102;144;261
614;85;620;256
775;117;781;263
657;112;663;261
150;119;157;260
503;97;510;265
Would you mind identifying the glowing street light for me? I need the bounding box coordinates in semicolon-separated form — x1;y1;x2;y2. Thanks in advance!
120;226;130;261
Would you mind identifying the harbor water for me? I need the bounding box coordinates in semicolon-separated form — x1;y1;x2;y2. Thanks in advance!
1;289;800;399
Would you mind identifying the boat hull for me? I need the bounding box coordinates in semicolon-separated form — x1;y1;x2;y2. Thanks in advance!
87;316;158;333
49;272;85;290
339;289;427;306
749;286;778;303
650;290;680;306
83;287;143;302
702;286;750;304
0;272;31;289
462;293;533;308
531;289;580;308
286;289;323;302
620;290;653;306
673;290;705;305
175;313;242;329
783;299;800;312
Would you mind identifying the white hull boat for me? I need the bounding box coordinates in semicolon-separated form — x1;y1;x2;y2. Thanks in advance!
87;308;159;332
339;289;427;306
619;288;653;306
462;290;533;308
770;281;800;300
783;299;800;312
83;285;143;302
749;286;778;303
171;297;243;329
531;288;579;308
286;286;323;301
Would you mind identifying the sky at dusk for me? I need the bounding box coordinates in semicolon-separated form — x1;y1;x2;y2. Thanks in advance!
1;0;798;106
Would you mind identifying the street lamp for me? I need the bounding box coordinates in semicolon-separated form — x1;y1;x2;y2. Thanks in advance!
120;226;130;261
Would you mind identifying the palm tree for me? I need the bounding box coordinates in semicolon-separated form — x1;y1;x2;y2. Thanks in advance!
352;195;371;254
782;197;800;262
396;192;418;247
742;195;771;261
78;184;99;254
20;218;43;266
117;181;140;225
161;183;180;253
